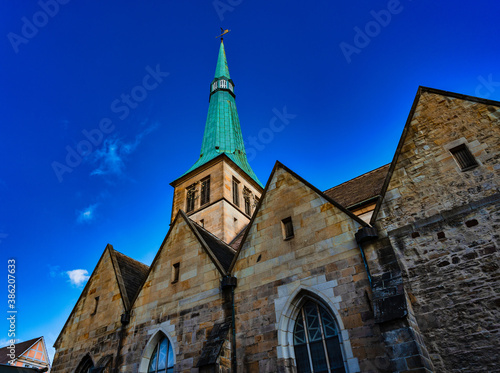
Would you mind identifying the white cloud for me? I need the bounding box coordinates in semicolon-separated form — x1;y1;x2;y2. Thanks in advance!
77;203;98;224
90;123;159;177
66;269;90;287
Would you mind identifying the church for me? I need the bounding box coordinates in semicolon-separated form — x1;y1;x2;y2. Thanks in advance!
51;40;500;373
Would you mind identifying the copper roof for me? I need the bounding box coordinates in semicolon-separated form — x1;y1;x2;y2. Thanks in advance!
323;164;390;209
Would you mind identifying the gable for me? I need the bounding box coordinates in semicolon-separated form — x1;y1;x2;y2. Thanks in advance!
231;163;366;290
19;339;49;365
372;88;500;231
130;212;225;322
54;247;126;350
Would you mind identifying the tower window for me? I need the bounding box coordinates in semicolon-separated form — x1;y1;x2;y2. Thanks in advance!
294;300;345;373
450;144;478;171
282;217;294;240
212;82;217;91
171;263;180;284
200;177;211;205
228;82;234;91
233;178;240;206
219;80;227;89
243;187;252;215
186;184;196;213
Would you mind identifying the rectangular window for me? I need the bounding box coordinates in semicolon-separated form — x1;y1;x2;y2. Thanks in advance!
450;144;478;171
243;187;252;215
171;262;180;283
282;217;294;240
232;178;240;206
200;177;211;205
186;184;196;213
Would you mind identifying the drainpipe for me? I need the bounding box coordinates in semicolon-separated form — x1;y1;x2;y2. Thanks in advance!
222;275;238;373
354;226;378;287
114;311;130;373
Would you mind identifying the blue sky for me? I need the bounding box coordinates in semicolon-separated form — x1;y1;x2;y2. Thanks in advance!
1;0;500;361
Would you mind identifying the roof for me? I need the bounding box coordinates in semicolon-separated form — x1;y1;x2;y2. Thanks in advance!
323;164;390;208
0;365;46;373
112;250;149;307
196;320;231;367
228;225;248;250
190;220;236;272
178;41;262;187
0;338;41;364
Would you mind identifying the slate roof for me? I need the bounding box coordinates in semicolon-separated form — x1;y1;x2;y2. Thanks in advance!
228;225;248;250
113;250;149;305
196;320;231;367
190;221;236;272
323;164;390;209
0;338;41;364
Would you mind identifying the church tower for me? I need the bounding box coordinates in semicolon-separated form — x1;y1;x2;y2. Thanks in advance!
170;40;263;243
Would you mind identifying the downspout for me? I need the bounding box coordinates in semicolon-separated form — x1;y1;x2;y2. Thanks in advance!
222;275;237;373
114;311;130;373
354;226;378;287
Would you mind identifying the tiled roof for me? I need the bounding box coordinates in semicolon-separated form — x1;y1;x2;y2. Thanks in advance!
113;250;149;304
323;164;390;208
196;320;231;367
191;222;235;272
0;337;41;364
229;226;247;250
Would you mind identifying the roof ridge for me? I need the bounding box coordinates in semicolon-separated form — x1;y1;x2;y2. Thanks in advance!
112;248;150;270
323;163;390;193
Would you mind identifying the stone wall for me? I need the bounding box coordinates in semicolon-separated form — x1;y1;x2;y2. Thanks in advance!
377;91;500;372
232;166;390;372
119;215;229;373
52;248;125;372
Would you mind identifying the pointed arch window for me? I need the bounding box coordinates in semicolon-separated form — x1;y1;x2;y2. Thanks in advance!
294;301;346;373
148;337;174;373
75;354;94;373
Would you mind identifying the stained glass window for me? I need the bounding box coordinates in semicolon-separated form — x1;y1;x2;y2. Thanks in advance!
293;301;345;373
148;337;174;373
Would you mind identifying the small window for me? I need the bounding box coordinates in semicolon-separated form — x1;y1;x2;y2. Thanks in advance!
282;217;294;240
212;82;217;91
228;82;234;91
450;144;478;171
232;178;240;206
219;80;227;89
243;187;252;215
186;184;196;213
200;177;210;205
91;296;99;316
171;263;180;284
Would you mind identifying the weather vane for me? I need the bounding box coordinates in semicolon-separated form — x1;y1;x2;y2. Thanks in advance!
216;27;231;41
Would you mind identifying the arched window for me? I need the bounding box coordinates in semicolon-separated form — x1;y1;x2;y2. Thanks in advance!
75;354;94;373
294;300;346;373
147;337;174;373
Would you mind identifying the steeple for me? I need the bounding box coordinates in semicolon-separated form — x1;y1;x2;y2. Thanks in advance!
181;40;262;187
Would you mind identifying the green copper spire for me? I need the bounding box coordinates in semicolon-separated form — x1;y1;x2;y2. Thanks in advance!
214;40;230;79
181;41;262;187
